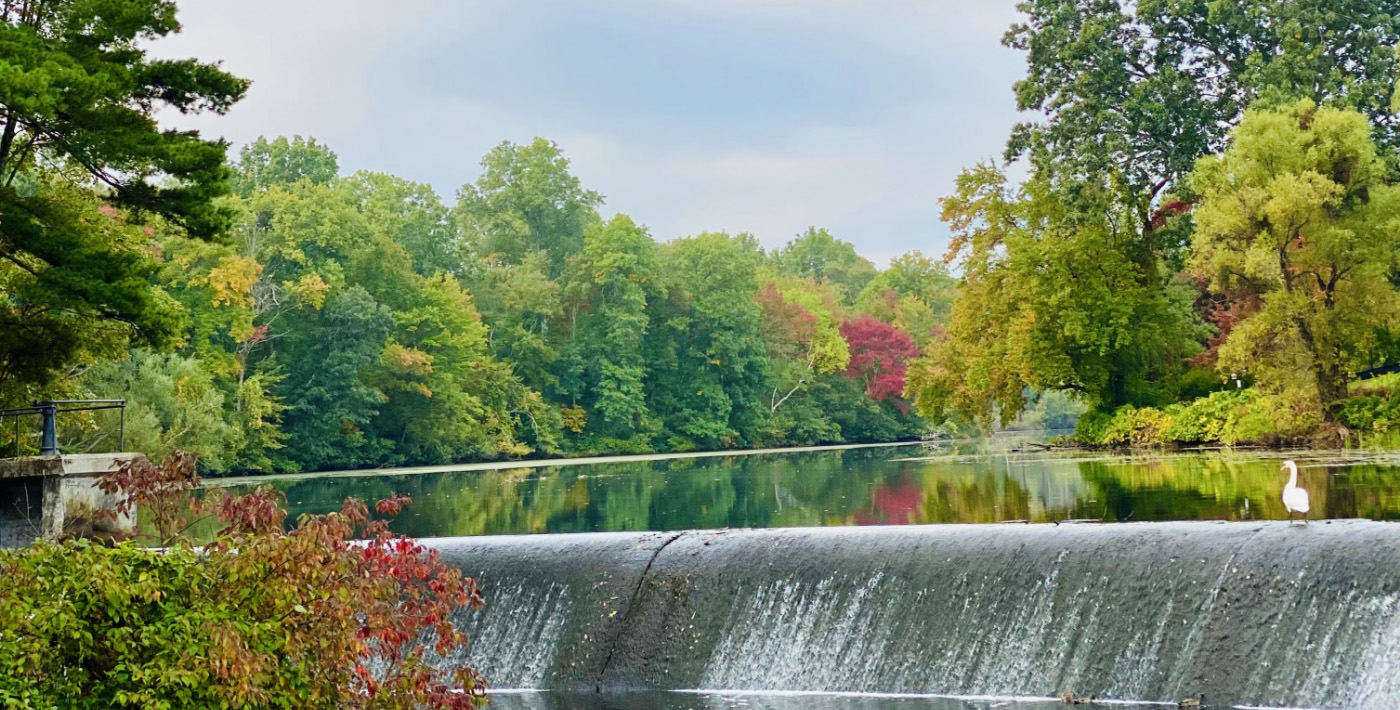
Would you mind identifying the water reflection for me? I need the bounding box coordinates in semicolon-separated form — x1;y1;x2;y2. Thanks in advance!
213;445;1400;536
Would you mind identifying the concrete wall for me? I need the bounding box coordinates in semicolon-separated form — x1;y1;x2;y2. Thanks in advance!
0;453;142;544
432;521;1400;709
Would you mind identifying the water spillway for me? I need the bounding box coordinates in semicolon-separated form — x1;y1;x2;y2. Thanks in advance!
429;522;1400;709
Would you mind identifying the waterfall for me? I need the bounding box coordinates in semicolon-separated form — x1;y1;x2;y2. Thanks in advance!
430;521;1400;708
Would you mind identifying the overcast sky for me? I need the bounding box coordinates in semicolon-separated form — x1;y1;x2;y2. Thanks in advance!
155;0;1027;265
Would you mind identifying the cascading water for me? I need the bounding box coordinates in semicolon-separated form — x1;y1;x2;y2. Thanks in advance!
429;521;1400;709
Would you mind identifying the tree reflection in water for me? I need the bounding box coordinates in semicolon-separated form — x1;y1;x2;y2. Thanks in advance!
216;445;1400;536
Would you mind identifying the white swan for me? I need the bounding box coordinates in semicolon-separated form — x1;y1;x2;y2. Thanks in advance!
1281;460;1310;525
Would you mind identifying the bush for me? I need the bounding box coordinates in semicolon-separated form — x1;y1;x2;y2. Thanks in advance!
0;452;487;709
1337;395;1400;434
1076;386;1339;447
1160;389;1252;444
1074;410;1114;445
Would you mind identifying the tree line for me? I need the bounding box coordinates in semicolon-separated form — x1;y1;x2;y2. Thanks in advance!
2;118;952;469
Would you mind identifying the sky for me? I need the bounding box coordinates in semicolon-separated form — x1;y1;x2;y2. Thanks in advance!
155;0;1027;265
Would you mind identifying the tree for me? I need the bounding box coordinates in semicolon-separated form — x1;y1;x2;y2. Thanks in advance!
908;164;1206;427
278;286;395;470
81;350;237;469
856;251;957;348
231;136;339;196
469;252;562;394
343;171;465;279
840;316;919;406
1189;100;1400;416
0;0;246;404
456;138;602;277
554;215;660;444
646;233;769;449
1006;0;1400;231
770;227;876;302
755;277;849;415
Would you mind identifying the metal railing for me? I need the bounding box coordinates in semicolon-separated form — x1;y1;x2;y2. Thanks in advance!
0;400;125;457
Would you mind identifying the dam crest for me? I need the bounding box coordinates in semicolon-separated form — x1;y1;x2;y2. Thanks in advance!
429;522;1400;709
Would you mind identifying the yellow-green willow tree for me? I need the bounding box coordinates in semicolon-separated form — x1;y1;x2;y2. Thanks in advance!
1190;100;1400;416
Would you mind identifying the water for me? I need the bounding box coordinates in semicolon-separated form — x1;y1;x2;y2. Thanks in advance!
488;691;1102;710
208;443;1400;536
440;522;1400;709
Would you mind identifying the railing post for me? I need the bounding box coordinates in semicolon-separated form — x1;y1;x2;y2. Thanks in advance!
36;401;59;456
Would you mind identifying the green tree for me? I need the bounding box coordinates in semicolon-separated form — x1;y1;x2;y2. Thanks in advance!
755;276;849;417
770;227;876;302
555;215;660;445
468;252;562;394
647;233;769;449
1006;0;1400;230
278;286;394;470
81;350;237;469
1189;100;1400;415
0;0;246;404
231;135;339;196
456;138;602;277
909;164;1206;427
856;251;957;348
343;171;465;279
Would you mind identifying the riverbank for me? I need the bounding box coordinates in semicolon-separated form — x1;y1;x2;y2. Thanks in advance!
1072;381;1400;450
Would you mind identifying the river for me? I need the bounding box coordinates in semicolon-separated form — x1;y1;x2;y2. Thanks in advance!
208;442;1400;536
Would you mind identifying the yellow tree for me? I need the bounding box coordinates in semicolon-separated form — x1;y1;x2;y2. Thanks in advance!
1190;100;1400;416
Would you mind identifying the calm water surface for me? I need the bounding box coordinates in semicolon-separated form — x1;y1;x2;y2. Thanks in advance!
210;442;1400;536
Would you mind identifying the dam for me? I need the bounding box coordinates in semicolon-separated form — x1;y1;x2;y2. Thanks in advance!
432;521;1400;709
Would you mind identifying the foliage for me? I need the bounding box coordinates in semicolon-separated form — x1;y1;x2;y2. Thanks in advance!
554;215;660;442
456;138;603;278
1076;388;1326;447
840;315;918;406
645;232;770;449
81;350;238;469
0;452;486;709
0;0;247;406
908;164;1207;428
1189;100;1400;415
1006;0;1400;227
855;251;957;348
769;227;877;303
231;135;339;196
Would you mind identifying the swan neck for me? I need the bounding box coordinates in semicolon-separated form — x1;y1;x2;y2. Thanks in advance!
1286;465;1298;489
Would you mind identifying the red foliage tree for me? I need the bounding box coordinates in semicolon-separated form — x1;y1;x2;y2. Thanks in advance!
840;315;920;406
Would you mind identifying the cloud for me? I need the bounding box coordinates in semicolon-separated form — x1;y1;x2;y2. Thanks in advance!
153;0;1027;264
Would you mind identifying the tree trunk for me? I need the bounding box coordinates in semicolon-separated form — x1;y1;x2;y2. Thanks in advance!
1314;361;1349;422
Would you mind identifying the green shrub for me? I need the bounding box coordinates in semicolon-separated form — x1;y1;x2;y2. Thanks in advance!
0;453;487;709
1094;406;1172;446
1337;395;1400;434
1160;389;1252;444
1074;410;1114;446
1075;386;1345;447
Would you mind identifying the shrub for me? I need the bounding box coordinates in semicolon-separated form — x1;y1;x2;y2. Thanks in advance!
1077;387;1335;447
0;452;487;709
1337;395;1400;434
1160;389;1252;444
1074;410;1114;446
